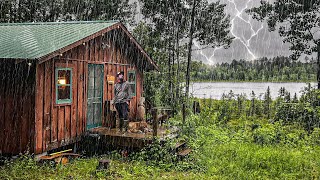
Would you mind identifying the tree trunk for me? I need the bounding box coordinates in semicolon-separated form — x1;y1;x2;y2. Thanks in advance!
185;0;197;99
317;42;320;89
183;0;197;125
175;23;181;104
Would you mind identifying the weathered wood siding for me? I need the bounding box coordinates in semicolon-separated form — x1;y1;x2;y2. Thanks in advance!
34;30;144;154
0;61;36;155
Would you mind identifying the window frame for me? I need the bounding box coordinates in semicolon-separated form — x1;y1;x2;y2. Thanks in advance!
55;67;73;105
127;70;136;97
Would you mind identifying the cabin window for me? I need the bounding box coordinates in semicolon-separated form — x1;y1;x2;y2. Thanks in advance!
128;70;136;96
55;68;72;104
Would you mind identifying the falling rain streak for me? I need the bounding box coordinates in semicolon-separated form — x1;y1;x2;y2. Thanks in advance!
0;0;320;179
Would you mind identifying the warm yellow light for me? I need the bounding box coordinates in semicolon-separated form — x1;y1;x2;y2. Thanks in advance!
58;79;66;85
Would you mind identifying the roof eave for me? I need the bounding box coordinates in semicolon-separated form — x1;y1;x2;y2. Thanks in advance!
38;22;121;64
36;22;159;72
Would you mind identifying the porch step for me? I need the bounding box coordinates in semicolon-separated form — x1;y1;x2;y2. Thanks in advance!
174;141;186;150
177;148;192;157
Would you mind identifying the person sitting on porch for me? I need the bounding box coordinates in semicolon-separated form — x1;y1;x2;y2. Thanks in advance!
112;71;132;132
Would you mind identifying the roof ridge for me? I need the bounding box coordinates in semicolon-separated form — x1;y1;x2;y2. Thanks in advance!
0;20;120;26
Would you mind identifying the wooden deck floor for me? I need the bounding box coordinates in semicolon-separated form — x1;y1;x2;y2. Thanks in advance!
86;126;178;149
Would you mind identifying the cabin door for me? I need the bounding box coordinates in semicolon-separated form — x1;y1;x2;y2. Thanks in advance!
87;64;104;129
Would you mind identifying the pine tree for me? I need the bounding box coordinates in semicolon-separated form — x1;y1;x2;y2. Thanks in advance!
264;86;272;118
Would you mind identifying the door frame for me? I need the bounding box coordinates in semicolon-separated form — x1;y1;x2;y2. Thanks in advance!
86;63;104;130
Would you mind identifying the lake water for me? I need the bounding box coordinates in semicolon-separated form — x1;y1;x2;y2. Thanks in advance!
191;82;317;100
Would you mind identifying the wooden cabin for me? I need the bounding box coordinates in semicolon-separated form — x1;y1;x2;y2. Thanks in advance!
0;21;158;155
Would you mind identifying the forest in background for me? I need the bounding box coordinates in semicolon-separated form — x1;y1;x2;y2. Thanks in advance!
191;56;317;82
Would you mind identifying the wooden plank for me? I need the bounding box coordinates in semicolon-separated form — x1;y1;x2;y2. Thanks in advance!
20;91;29;153
103;40;110;62
116;48;120;64
177;148;192;157
83;43;89;130
106;65;112;101
25;94;34;153
19;71;27;152
10;82;22;154
58;106;65;144
51;60;58;143
110;44;115;64
103;65;108;126
43;61;52;152
13;83;22;154
77;46;84;135
65;105;71;141
0;84;4;153
95;36;101;62
135;69;143;120
29;75;36;154
40;152;81;160
35;64;44;154
90;39;95;62
4;96;13;154
71;48;78;139
102;41;107;127
0;62;4;153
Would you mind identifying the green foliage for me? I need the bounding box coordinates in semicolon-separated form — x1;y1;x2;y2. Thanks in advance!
274;103;320;132
0;153;203;179
176;97;320;179
3;86;320;179
0;0;136;24
130;138;177;169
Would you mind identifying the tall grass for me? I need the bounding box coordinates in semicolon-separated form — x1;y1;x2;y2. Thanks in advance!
2;98;320;179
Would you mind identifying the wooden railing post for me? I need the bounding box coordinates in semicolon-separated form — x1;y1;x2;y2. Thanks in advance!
152;108;158;137
182;103;186;127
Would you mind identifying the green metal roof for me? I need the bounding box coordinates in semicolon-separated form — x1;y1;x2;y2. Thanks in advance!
0;21;119;60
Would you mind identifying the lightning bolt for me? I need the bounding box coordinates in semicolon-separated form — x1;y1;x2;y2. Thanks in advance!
193;40;222;65
227;0;264;60
193;0;264;64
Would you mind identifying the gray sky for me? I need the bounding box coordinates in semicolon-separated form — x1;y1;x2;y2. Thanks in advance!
193;0;293;64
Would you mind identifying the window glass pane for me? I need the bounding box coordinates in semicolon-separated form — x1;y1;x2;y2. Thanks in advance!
94;103;102;125
129;84;135;96
128;72;135;83
56;68;72;104
87;103;94;125
95;89;102;97
58;86;71;100
57;70;71;85
88;88;94;99
128;71;136;96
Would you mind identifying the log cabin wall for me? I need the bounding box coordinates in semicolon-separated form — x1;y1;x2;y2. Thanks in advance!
34;29;144;154
0;60;36;155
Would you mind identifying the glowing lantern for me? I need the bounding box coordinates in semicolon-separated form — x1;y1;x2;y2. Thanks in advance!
58;79;66;85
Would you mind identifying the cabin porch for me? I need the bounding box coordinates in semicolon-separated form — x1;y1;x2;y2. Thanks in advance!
85;125;179;150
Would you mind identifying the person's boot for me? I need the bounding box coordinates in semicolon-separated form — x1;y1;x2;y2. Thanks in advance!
123;120;129;134
118;118;124;132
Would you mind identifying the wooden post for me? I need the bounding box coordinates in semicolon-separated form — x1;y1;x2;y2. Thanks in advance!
152;108;158;137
